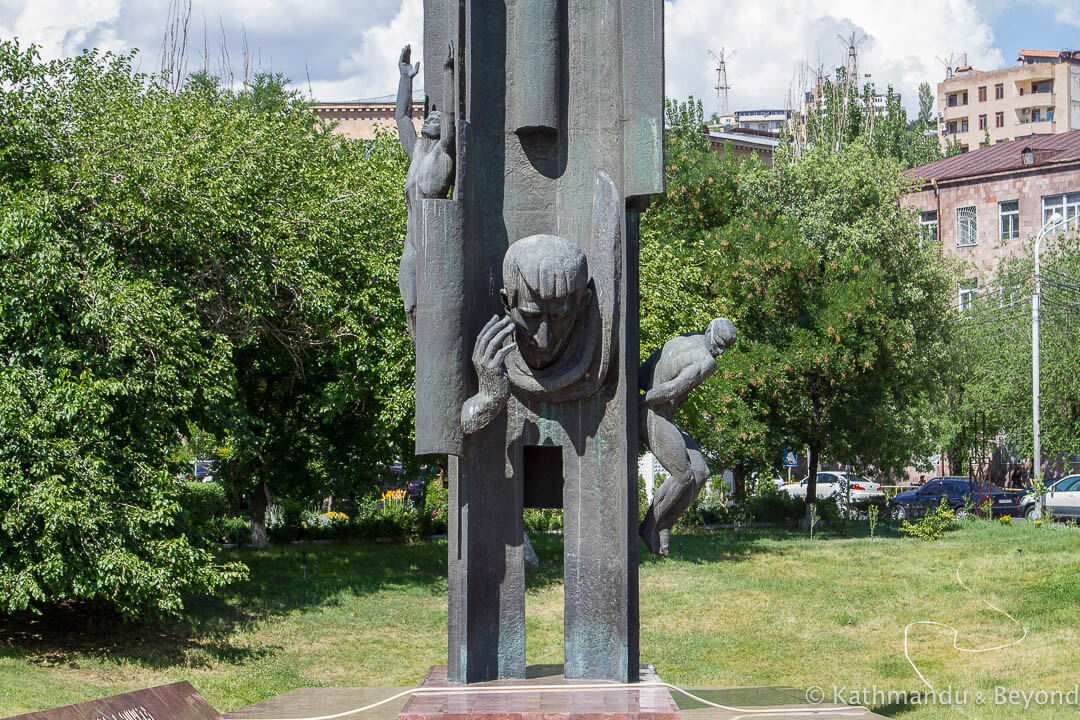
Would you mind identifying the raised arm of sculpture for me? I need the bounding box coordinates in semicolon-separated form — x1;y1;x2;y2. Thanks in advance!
396;45;420;159
439;42;455;154
461;315;516;435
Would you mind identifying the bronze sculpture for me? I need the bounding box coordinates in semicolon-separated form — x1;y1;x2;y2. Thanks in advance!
396;43;455;340
639;318;736;556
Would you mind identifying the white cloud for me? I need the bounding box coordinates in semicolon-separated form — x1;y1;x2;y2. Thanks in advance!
0;0;124;59
664;0;1002;116
1;0;1006;110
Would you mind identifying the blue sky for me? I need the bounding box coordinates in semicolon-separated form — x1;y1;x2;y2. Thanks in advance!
990;4;1078;60
1;1;1077;116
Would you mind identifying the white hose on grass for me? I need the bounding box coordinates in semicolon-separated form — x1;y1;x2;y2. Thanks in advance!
903;562;1028;720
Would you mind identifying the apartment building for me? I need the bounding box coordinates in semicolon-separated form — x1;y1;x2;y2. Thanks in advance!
902;131;1080;297
938;49;1080;153
733;109;791;134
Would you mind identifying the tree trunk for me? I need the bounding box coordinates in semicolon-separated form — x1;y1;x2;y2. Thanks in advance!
733;465;747;504
251;480;269;549
805;440;820;526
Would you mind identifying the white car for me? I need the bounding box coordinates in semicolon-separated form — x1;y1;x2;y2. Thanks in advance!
781;471;885;504
1022;474;1080;519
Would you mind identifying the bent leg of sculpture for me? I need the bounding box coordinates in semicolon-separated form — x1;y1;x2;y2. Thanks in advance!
640;409;696;556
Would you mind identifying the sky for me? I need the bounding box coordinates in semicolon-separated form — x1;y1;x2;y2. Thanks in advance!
0;0;1077;117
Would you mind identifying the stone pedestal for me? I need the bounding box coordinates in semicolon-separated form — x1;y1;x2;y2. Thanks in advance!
398;666;681;720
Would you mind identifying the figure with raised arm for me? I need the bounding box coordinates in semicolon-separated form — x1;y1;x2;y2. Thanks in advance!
396;43;456;340
638;318;736;556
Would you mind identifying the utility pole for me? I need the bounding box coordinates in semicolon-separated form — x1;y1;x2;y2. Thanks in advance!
1033;212;1064;500
708;47;735;119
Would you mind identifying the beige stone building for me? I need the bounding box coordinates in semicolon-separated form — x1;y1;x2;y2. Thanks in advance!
902;130;1080;299
938;49;1080;153
311;93;423;140
706;127;778;166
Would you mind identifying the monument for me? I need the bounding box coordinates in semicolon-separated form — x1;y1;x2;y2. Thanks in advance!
398;0;664;687
396;0;728;694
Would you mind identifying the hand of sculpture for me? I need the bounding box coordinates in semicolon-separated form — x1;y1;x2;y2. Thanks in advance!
399;45;420;79
473;314;515;401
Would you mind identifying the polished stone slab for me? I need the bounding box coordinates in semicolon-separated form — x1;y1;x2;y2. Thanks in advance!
223;679;888;720
397;665;679;720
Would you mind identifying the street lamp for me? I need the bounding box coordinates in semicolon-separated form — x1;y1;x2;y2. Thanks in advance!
1033;211;1064;495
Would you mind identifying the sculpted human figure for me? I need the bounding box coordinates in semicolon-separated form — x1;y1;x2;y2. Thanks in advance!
462;235;592;434
639;318;736;556
396;43;455;339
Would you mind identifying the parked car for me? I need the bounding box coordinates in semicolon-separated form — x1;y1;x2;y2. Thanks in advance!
781;471;885;506
1021;474;1080;519
888;477;1023;521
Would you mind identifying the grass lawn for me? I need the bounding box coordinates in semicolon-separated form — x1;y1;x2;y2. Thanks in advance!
1;520;1078;719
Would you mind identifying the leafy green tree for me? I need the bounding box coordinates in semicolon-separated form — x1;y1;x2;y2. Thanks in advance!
917;81;935;126
797;68;941;169
952;242;1080;476
738;142;957;508
0;40;412;616
640;99;782;500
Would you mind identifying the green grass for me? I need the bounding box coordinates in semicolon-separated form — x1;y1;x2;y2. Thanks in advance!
1;520;1078;719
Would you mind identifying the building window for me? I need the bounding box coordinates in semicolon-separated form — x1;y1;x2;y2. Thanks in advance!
1033;109;1042;122
995;83;1004;99
920;211;939;244
995;111;1004;128
961;118;969;132
978;114;987;130
978;86;987;102
957;206;978;247
1032;80;1054;94
947;120;958;134
999;200;1019;241
958;278;978;312
1043;193;1080;233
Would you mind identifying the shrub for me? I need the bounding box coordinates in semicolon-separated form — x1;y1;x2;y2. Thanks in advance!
744;482;804;525
203;516;249;545
423;475;449;535
900;498;956;541
173;481;230;544
524;508;563;533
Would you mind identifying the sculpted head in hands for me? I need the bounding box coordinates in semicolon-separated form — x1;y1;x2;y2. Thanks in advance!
500;234;592;370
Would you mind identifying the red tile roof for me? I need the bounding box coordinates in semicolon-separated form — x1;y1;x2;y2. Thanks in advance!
1018;49;1059;59
905;131;1080;183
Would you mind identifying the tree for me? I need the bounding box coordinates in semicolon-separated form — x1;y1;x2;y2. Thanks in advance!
0;40;413;616
917;81;935;127
738;141;957;511
640;99;783;501
795;68;941;169
952;241;1080;479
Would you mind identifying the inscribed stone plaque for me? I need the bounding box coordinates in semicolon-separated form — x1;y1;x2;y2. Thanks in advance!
4;682;219;720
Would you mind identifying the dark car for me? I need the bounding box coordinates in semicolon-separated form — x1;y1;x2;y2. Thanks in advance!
888;477;1023;521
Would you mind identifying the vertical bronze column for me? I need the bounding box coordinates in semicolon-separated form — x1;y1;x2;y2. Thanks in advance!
509;0;560;134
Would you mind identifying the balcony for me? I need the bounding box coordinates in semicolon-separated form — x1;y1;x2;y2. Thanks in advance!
1014;119;1056;134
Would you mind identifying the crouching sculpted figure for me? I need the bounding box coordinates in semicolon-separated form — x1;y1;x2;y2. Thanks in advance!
639;318;736;556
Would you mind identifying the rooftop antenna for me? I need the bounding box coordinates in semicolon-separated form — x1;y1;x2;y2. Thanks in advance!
707;47;735;118
837;31;867;82
936;53;959;79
